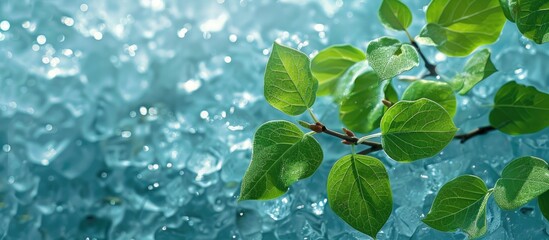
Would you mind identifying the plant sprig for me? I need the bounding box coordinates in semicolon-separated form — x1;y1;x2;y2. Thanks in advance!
239;0;549;239
424;157;549;238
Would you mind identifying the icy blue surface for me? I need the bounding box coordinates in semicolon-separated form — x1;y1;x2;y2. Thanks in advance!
1;0;549;239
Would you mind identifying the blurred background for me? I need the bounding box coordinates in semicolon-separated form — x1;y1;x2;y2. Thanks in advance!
1;0;549;239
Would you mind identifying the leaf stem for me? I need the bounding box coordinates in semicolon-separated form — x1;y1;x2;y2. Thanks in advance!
454;126;497;143
410;40;438;78
404;29;414;43
358;133;382;144
308;108;320;123
305;131;317;136
398;75;421;81
307;113;495;156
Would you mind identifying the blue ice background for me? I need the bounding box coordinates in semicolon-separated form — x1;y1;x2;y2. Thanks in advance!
1;0;549;239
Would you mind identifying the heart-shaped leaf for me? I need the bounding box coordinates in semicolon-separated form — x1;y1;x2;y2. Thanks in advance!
494;156;549;210
381;98;457;162
367;37;419;80
239;120;323;200
264;42;317;116
402;80;457;117
378;0;413;31
452;49;498;95
489;81;549;135
417;0;507;56
423;175;491;239
327;154;392;238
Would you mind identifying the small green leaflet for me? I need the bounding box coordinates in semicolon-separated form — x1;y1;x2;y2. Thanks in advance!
385;82;399;104
311;45;366;96
378;0;412;31
423;175;491;239
493;156;549;210
367;37;419;80
538;190;549;221
381;98;457;162
339;71;388;133
264;42;317;116
416;0;507;56
489;81;549;135
384;82;399;111
327;154;392;238
501;0;549;44
452;49;498;95
402;80;457;117
239;120;323;201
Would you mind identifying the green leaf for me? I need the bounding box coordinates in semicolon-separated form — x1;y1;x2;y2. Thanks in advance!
499;0;516;22
367;37;419;80
333;60;371;101
494;156;549;210
239;120;323;201
503;0;549;44
264;42;318;116
339;71;388;133
489;81;549;135
381;98;457;162
452;49;498;95
385;82;399;104
378;0;413;31
416;0;507;56
402;80;457;117
538;190;549;221
311;45;366;96
384;82;399;111
327;154;392;238
423;175;491;239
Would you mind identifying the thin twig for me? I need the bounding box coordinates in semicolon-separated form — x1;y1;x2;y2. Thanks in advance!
308;122;383;151
454;126;497;143
403;29;414;43
322;126;382;148
357;145;384;155
410;41;438;78
358;125;495;154
306;114;495;156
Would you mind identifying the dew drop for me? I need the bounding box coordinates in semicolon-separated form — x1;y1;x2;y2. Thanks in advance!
0;20;10;31
37;35;46;45
80;4;88;12
229;34;237;42
2;144;11;152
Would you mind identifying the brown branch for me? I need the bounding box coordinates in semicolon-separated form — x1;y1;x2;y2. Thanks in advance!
454;126;497;143
307;120;496;156
410;41;438;78
357;145;384;155
309;122;383;153
356;125;496;154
